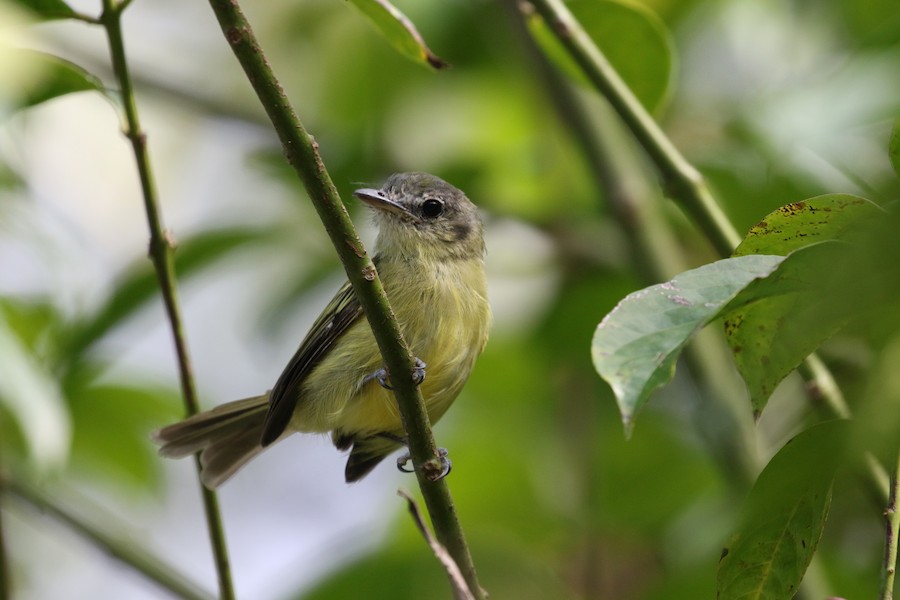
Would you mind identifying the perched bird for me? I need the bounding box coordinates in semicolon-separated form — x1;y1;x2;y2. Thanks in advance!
153;172;491;487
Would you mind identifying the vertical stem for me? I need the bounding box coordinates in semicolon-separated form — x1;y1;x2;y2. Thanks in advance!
881;451;900;600
100;2;235;598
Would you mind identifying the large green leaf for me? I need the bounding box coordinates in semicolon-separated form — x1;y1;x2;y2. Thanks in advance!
591;250;828;435
345;0;448;70
528;0;675;113
65;375;181;491
3;51;105;111
717;420;848;600
727;194;882;414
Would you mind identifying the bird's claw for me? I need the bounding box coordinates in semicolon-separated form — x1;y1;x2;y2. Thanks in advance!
365;358;427;391
396;447;452;481
412;358;427;386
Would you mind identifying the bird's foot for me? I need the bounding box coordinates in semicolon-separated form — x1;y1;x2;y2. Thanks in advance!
396;447;452;481
364;357;427;390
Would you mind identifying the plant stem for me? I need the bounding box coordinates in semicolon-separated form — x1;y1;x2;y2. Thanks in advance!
525;0;740;257
799;355;890;503
6;479;214;600
202;0;485;597
99;2;235;598
881;450;900;600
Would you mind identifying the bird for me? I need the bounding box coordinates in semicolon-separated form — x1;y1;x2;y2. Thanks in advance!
152;172;491;487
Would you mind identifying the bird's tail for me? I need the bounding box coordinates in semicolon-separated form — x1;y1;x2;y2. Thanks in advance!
153;394;270;489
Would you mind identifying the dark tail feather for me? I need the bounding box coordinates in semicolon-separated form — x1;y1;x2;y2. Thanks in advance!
343;435;402;483
153;394;269;488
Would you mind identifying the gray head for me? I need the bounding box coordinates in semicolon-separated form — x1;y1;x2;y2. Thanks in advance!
353;172;484;261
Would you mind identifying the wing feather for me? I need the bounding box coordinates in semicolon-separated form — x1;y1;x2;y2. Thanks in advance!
260;280;364;445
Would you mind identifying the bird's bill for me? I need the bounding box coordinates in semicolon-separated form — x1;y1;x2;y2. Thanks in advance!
353;188;413;217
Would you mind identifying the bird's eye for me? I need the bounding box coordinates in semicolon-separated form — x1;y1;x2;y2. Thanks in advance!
421;198;444;218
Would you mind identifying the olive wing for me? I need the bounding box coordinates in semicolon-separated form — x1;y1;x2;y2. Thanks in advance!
260;280;363;446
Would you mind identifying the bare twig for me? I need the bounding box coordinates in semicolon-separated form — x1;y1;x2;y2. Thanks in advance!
398;490;476;600
202;0;485;596
99;1;235;597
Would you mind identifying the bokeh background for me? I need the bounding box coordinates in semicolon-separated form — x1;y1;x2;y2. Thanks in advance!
1;0;899;598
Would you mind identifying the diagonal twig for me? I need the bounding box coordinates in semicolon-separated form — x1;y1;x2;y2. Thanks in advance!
398;490;476;600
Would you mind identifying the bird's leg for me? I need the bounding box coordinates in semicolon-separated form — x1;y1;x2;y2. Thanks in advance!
363;357;427;390
378;432;452;481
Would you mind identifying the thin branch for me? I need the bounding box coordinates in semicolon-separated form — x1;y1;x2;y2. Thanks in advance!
5;479;215;600
881;450;900;600
99;2;236;598
203;0;485;597
524;0;741;257
799;354;890;503
398;490;476;600
69;11;103;25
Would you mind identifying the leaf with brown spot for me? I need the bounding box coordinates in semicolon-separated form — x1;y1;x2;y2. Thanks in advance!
727;194;883;413
591;249;827;436
735;194;879;257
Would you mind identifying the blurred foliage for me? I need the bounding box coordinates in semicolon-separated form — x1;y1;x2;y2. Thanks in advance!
1;0;899;598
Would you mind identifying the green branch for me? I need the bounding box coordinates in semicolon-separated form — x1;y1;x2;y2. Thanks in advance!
99;2;235;598
203;0;485;597
4;478;214;600
526;0;740;257
881;450;900;600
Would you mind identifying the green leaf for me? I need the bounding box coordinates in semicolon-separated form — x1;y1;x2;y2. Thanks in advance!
5;51;105;111
0;309;71;469
592;253;803;435
734;194;881;257
64;227;269;359
717;420;848;600
10;0;76;20
0;297;62;356
727;194;883;414
890;118;900;179
65;376;181;491
528;0;675;113
345;0;448;70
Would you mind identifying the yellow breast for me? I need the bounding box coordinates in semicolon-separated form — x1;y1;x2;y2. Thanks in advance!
291;257;490;437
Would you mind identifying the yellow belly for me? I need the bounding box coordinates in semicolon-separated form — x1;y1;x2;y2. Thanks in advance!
289;257;490;437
